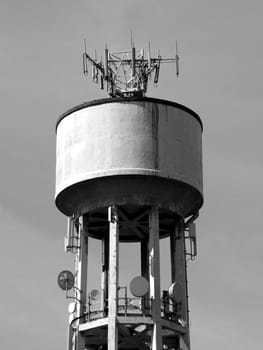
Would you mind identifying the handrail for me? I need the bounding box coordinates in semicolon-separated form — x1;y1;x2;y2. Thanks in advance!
83;296;179;323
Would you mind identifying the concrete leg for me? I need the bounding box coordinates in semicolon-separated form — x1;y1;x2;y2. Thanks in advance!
101;234;109;316
148;206;162;350
108;206;119;350
170;219;190;349
76;215;89;350
67;321;73;350
141;239;150;315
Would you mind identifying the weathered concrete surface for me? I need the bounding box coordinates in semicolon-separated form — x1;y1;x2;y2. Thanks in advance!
55;98;203;217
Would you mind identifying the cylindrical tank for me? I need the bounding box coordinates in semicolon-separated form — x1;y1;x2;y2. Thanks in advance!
55;97;203;241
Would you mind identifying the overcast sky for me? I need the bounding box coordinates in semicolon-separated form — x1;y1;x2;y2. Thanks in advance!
0;1;262;349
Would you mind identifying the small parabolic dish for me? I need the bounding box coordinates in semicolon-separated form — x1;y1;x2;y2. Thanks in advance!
68;302;76;314
168;282;183;302
90;289;100;300
57;270;74;291
134;324;147;333
130;276;149;297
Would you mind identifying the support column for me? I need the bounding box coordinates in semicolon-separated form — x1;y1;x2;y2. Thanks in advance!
170;219;190;349
101;233;109;316
141;239;150;315
76;215;89;350
149;206;162;350
108;205;119;350
67;320;74;350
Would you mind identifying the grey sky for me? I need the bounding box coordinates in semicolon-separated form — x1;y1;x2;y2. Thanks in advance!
0;1;262;349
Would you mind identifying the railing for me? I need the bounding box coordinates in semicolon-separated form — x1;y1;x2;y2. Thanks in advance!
83;297;179;323
117;297;151;317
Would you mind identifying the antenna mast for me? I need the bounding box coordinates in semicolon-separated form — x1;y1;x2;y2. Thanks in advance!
83;40;179;97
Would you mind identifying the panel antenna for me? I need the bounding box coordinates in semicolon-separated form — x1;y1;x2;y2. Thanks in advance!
82;40;180;97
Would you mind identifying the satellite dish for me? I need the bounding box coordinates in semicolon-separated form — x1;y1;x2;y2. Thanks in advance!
130;276;149;297
57;270;74;291
90;289;100;300
168;282;183;302
134;324;146;333
68;302;76;314
178;318;187;327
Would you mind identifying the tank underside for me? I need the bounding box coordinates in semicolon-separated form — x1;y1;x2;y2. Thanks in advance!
86;205;180;242
55;175;202;242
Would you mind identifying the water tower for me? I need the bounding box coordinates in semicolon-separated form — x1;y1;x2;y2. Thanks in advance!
56;43;203;350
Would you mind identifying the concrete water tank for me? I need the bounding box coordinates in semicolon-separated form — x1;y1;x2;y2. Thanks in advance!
55;97;203;241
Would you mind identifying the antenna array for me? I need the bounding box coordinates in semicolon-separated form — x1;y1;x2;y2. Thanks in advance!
83;40;179;97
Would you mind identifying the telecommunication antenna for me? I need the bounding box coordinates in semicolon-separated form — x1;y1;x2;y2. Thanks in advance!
82;40;179;97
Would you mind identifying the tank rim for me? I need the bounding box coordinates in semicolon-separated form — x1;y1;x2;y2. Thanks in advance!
56;96;203;132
